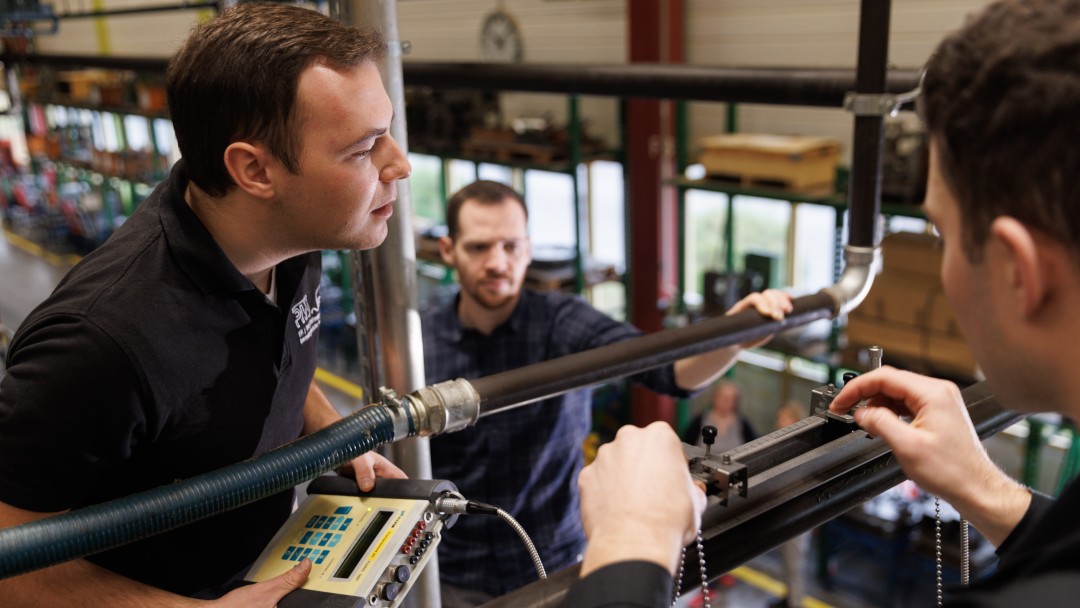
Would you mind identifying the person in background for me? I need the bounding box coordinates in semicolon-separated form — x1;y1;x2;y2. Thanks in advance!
0;4;409;606
681;379;758;451
570;1;1080;606
679;379;759;604
422;179;793;605
770;401;811;608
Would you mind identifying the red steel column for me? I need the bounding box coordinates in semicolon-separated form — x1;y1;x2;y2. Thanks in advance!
627;0;683;426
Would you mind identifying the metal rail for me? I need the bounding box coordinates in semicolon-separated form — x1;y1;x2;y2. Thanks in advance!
54;1;218;20
402;62;920;107
480;382;1022;607
0;53;919;108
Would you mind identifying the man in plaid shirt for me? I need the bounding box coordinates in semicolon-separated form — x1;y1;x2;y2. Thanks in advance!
422;180;791;605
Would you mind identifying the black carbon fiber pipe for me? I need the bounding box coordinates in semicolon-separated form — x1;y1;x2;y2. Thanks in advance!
846;0;892;247
471;291;836;417
404;62;920;107
0;54;918;108
56;1;218;19
0;53;170;73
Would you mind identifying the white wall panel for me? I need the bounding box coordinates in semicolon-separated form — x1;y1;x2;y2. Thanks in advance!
398;0;625;145
31;1;999;159
397;0;625;63
40;24;103;56
685;0;993;163
98;13;201;57
36;1;207;57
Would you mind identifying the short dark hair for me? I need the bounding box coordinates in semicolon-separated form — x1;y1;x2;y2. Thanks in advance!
920;0;1080;264
445;180;529;240
166;3;386;197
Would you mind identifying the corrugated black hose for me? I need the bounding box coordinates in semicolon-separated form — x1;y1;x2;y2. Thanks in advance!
0;405;397;579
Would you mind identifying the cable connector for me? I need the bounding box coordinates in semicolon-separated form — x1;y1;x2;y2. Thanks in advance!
433;494;498;516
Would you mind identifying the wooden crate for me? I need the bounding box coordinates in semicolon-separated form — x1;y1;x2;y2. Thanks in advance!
461;126;571;164
698;133;841;192
460;138;563;164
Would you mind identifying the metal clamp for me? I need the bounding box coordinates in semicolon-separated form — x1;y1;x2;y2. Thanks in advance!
387;39;413;57
370;387;416;440
843;67;926;117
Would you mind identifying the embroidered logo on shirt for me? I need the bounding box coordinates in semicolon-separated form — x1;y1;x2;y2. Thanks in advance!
291;286;321;344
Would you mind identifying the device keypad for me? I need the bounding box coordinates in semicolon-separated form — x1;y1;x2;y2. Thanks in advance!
280;505;356;565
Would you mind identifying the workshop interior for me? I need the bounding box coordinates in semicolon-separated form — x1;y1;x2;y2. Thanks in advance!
0;1;1074;607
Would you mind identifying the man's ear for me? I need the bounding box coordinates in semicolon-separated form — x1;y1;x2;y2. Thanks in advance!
438;235;456;266
223;142;275;200
990;216;1045;318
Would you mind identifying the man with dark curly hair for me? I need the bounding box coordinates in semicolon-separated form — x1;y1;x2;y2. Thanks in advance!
571;1;1080;605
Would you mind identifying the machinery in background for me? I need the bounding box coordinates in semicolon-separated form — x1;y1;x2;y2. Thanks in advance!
404;86;609;165
880;115;927;205
0;0;57;38
701;252;778;317
404;87;500;156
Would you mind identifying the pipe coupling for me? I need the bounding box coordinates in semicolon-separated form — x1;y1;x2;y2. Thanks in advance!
822;245;881;316
406;379;481;436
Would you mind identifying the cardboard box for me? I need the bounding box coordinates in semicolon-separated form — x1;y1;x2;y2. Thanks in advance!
852;273;965;339
846;230;977;378
57;70;109;103
880;231;942;277
698;133;841;191
846;317;977;378
136;82;168;113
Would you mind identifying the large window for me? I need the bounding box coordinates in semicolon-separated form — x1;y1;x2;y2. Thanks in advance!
446;159;479;196
122;115;150;153
478;163;512;184
407;152;444;225
683;189;730;308
732;195;791;284
523;170;575;250
588;160;625;270
682;189;846;308
791;203;837;290
152;118;180;167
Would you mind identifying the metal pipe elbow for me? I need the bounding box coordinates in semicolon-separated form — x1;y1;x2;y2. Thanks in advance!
821;245;881;317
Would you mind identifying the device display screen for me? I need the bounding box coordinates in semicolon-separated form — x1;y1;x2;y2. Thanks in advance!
333;510;393;580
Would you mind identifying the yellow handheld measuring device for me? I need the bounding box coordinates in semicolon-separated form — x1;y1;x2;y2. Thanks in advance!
246;476;459;608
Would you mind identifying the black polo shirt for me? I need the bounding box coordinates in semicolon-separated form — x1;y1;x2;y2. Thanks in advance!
0;161;323;596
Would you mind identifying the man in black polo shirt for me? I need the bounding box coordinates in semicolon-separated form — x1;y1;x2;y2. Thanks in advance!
0;4;411;606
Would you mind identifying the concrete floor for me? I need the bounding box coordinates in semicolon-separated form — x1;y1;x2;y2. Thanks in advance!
0;227;904;608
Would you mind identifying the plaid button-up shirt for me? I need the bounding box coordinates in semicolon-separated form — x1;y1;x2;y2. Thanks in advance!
422;288;690;596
